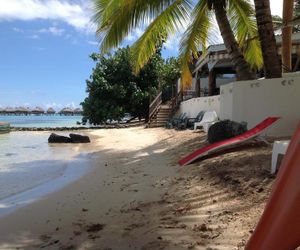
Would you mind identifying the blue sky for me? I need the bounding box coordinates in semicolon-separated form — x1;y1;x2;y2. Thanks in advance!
0;0;282;110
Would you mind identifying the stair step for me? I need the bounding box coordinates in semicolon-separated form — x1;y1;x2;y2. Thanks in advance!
148;124;165;128
157;114;170;118
158;111;171;114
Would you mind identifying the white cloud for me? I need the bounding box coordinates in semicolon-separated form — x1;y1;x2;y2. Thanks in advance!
0;0;92;31
45;102;63;111
66;102;76;108
36;47;46;51
38;26;65;36
164;34;181;53
27;34;40;39
12;27;23;33
87;40;98;46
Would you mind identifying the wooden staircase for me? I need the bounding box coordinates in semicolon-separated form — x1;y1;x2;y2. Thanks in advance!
147;91;181;128
147;105;172;128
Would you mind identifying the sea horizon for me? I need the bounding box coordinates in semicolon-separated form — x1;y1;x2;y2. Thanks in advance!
0;114;84;128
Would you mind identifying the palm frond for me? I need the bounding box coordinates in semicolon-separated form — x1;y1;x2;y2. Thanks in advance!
228;0;263;69
131;0;192;73
93;0;176;54
179;0;212;88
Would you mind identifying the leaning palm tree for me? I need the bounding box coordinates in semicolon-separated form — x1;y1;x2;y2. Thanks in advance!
253;0;282;78
93;0;262;87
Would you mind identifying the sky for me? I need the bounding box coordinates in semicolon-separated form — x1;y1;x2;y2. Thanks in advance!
0;0;283;110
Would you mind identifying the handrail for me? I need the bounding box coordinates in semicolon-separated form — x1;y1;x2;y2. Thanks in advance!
149;91;162;120
169;91;181;114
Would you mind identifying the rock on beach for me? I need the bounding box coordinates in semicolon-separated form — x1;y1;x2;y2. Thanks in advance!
48;133;90;143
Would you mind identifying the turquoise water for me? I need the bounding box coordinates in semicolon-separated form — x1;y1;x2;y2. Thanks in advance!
0;115;84;128
0;132;75;200
0;131;92;215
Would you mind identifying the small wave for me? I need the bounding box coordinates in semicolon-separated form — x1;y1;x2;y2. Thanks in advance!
4;153;18;157
23;146;37;149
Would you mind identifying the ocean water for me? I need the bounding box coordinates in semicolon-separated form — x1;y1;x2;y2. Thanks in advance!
0;131;92;216
0;115;84;128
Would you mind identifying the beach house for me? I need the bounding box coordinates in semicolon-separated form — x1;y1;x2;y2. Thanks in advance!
183;32;300;100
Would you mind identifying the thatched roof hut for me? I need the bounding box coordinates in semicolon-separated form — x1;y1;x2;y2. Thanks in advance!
15;106;30;115
31;106;45;115
4;107;16;114
73;108;83;115
59;107;74;115
46;107;56;114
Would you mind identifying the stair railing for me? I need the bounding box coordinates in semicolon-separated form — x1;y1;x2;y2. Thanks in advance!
149;91;162;121
169;91;182;114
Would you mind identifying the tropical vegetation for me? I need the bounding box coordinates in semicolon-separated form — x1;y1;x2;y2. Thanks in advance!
81;47;180;124
93;0;263;88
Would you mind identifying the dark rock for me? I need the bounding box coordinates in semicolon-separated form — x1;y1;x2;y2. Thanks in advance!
48;133;71;143
69;133;90;143
207;120;247;144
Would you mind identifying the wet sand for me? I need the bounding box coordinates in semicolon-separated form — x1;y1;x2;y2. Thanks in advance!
0;127;276;249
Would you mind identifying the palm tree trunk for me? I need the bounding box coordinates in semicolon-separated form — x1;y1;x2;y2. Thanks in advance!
213;1;256;81
253;0;282;78
282;0;294;72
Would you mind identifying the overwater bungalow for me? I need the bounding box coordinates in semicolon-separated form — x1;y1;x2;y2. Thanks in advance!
31;106;45;115
4;107;16;115
73;108;83;115
14;106;31;115
59;107;74;116
46;107;56;115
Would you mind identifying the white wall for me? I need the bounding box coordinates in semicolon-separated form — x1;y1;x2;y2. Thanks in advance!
220;76;300;136
199;77;235;89
179;95;220;118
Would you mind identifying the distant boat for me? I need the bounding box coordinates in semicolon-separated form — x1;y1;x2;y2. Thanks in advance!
0;122;10;133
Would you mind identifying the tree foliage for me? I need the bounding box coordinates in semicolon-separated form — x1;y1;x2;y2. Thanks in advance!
93;0;262;87
81;47;180;125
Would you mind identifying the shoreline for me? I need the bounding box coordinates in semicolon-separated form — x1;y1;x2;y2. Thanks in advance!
10;121;146;131
0;154;94;217
0;130;101;218
0;127;275;249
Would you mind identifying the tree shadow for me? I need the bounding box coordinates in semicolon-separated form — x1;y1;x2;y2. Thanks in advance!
0;128;278;249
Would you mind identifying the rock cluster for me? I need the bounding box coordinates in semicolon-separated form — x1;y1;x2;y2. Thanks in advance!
48;133;90;143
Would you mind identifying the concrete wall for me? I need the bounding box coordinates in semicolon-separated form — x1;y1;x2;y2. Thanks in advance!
178;75;300;136
179;95;220;118
220;76;300;136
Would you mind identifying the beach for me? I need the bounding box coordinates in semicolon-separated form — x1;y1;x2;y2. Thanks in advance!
0;127;275;250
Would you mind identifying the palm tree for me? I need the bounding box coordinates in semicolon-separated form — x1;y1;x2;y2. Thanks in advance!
253;0;282;78
93;0;263;88
282;0;294;72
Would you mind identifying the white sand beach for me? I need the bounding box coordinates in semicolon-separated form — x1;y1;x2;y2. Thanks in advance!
0;127;275;250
